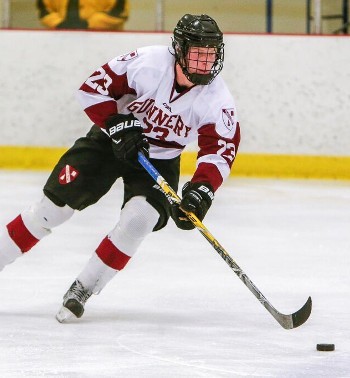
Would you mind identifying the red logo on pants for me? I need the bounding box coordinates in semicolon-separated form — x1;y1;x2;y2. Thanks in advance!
59;165;79;185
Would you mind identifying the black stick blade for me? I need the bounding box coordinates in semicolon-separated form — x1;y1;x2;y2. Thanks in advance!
291;296;312;328
268;296;312;329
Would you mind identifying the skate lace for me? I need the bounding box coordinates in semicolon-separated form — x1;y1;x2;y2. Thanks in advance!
67;281;91;303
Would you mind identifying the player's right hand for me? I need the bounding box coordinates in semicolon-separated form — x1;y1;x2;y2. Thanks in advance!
105;113;149;160
171;181;214;230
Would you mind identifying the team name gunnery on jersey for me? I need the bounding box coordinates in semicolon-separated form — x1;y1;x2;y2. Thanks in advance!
77;45;241;191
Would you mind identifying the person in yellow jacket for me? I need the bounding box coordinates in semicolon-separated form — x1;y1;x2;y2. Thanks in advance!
37;0;129;30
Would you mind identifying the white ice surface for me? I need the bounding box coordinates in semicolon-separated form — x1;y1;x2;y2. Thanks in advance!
0;171;349;378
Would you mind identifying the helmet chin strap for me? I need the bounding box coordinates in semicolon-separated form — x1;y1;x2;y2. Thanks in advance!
186;71;212;85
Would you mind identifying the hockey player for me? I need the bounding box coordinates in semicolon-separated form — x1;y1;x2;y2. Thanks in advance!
0;14;240;322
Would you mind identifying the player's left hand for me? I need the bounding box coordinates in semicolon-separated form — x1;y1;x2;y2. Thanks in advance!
171;182;214;230
105;113;149;160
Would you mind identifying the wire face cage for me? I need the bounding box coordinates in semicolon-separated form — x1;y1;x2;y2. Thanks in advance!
173;14;224;85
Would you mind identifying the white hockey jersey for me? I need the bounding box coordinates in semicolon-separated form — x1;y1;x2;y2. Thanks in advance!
77;45;240;191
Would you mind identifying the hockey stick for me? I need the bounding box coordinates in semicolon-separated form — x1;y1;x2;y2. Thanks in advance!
138;152;312;329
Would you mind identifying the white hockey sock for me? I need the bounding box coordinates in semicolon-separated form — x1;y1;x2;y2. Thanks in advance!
77;196;159;294
109;196;159;257
78;253;117;294
21;196;74;239
0;196;74;270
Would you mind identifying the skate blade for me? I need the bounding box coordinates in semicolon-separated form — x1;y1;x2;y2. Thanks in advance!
56;305;76;323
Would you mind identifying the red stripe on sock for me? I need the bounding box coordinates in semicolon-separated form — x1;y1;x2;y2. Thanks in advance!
6;215;39;253
96;237;131;270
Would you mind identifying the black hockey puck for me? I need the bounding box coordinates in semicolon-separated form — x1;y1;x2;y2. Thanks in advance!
316;344;335;351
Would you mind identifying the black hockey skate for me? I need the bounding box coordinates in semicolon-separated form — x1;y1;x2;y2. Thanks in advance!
56;280;92;323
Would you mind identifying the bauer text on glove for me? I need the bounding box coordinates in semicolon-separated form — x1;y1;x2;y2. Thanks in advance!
105;113;149;160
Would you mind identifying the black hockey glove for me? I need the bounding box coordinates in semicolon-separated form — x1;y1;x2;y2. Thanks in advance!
105;113;149;161
171;182;214;230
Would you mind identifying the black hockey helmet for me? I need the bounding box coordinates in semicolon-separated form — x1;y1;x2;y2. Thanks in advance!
172;14;224;85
